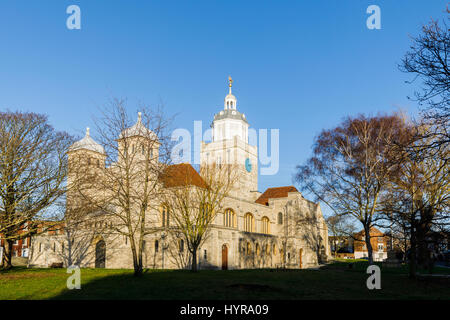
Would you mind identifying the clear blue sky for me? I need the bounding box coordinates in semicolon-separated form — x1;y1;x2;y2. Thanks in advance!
0;1;447;201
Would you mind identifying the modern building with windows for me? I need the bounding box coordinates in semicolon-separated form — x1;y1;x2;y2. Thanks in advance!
29;78;330;270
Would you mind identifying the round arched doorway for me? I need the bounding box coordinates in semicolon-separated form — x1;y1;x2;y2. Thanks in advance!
95;240;106;268
221;244;228;270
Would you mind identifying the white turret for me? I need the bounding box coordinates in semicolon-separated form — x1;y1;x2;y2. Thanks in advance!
224;76;237;110
212;77;249;142
69;127;105;154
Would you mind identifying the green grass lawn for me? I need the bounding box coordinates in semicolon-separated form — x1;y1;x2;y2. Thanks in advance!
0;260;449;300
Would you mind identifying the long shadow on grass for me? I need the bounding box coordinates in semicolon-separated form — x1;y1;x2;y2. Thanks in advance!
50;269;294;300
50;265;450;300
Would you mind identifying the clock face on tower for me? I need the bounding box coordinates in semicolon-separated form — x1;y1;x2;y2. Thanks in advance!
245;158;252;172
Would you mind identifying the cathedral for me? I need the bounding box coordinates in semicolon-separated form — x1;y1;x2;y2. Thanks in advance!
29;78;330;270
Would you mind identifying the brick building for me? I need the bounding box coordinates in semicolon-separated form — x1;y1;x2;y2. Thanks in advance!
353;227;388;261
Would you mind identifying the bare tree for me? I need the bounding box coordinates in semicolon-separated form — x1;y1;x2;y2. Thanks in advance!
0;111;72;269
161;163;238;272
384;124;449;278
295;114;410;265
400;9;450;156
68;98;173;276
326;214;356;257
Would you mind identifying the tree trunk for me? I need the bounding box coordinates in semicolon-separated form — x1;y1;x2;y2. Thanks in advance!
417;206;434;273
333;239;338;258
133;259;143;276
1;240;13;270
409;224;417;279
417;234;428;270
191;248;198;272
133;250;143;276
131;240;143;277
134;264;143;276
403;236;408;263
364;225;374;265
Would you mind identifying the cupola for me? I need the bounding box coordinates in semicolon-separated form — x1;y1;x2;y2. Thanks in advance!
69;127;105;154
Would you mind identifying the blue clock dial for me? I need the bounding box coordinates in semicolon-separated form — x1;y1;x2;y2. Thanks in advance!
245;158;252;172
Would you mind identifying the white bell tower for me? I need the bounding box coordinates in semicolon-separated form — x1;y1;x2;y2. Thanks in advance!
200;77;258;199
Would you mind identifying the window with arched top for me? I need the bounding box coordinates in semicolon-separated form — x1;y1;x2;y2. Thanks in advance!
179;239;184;252
273;244;277;255
244;213;255;232
278;212;283;225
256;243;260;256
246;242;252;255
161;206;169;227
261;217;270;234
223;209;236;228
155;240;159;252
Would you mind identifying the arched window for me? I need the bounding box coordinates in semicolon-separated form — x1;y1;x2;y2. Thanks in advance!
246;242;252;255
155;240;159;252
261;217;270;234
273;244;277;255
161;206;169;227
265;244;269;256
244;213;254;232
256;243;260;256
278;212;283;225
223;209;236;228
141;144;145;155
179;239;184;252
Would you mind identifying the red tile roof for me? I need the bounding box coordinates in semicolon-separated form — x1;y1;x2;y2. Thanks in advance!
354;227;385;238
160;163;207;188
255;186;299;206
